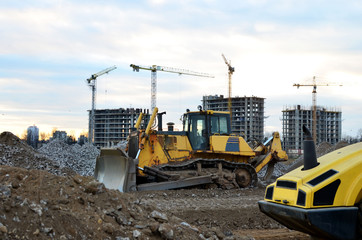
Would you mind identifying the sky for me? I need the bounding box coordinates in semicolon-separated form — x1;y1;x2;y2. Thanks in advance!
1;0;362;139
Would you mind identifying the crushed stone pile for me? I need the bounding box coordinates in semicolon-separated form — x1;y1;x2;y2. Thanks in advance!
0;132;74;176
0;165;218;240
38;139;99;176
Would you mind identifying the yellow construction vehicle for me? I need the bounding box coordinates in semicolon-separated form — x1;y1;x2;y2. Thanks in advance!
95;107;288;192
259;126;362;240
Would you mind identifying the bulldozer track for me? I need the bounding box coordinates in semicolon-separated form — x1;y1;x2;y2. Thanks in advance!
156;158;258;188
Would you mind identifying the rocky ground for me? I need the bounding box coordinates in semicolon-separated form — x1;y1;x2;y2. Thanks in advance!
0;131;333;239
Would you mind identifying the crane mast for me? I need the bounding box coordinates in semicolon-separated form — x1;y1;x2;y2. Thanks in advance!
293;76;342;143
130;64;214;111
221;54;235;122
87;66;117;144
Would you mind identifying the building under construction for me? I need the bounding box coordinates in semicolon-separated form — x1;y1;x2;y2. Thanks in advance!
282;105;342;152
202;95;265;141
90;108;150;147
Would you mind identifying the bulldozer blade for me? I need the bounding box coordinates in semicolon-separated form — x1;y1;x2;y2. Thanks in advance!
263;161;275;182
94;148;137;192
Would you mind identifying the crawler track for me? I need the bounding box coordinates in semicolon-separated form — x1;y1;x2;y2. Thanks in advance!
156;158;258;189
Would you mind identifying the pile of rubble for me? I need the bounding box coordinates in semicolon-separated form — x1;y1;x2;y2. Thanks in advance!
38;139;99;176
0;165;214;240
0;132;74;176
0;132;99;177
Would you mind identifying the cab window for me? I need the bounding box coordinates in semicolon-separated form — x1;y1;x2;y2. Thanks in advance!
210;115;229;135
188;114;207;150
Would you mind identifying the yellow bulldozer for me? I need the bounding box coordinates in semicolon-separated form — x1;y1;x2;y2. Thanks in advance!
95;107;288;192
259;126;362;240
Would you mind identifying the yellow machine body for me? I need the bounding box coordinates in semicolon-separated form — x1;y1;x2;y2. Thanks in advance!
259;142;362;240
137;131;258;171
96;107;288;192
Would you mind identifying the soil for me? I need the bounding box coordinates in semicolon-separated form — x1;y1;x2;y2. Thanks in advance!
0;132;311;239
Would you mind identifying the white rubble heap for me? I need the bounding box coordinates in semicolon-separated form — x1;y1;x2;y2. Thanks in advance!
0;132;100;176
38;138;100;176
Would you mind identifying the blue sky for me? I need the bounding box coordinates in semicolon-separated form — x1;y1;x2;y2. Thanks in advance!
1;0;362;138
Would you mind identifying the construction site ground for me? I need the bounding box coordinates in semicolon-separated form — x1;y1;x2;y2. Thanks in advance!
3;131;344;239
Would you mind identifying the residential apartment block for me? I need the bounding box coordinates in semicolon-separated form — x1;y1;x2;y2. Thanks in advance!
202;95;265;141
282;105;342;152
90;108;150;147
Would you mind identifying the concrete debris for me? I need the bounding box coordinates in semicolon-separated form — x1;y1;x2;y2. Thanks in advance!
0;132;99;176
38;138;99;176
150;210;168;222
158;223;174;240
0;132;75;176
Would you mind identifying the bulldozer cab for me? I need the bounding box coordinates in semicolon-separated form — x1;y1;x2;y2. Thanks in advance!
183;110;231;150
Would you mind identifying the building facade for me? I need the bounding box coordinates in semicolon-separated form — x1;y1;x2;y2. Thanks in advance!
282;105;342;152
27;125;39;148
90;108;150;147
202;95;265;141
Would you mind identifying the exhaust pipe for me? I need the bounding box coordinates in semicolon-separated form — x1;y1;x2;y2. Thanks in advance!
302;125;319;170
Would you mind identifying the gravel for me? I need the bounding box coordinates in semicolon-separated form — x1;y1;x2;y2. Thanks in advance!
38;139;99;176
0;132;99;176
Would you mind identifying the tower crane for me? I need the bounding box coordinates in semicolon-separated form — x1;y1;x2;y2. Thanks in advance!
221;54;235;121
293;76;342;143
130;64;214;111
87;65;117;144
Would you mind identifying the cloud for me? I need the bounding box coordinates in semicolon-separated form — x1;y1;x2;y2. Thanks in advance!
1;0;362;137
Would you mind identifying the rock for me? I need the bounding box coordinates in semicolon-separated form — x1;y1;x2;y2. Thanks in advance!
103;223;114;234
84;180;104;194
0;222;7;233
211;227;225;239
42;227;53;234
115;214;128;225
29;203;43;216
0;185;11;198
150;210;168;222
149;222;160;233
33;229;40;235
181;222;199;232
133;229;141;238
11;180;20;189
116;237;130;240
158;223;174;240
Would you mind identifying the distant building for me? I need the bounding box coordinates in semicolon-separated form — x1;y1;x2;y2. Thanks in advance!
27;125;39;148
77;135;88;145
282;105;342;152
202;95;265;141
52;131;67;141
90;108;150;147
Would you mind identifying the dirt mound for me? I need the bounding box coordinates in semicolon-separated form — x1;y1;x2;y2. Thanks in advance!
0;132;33;151
0;165;215;240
